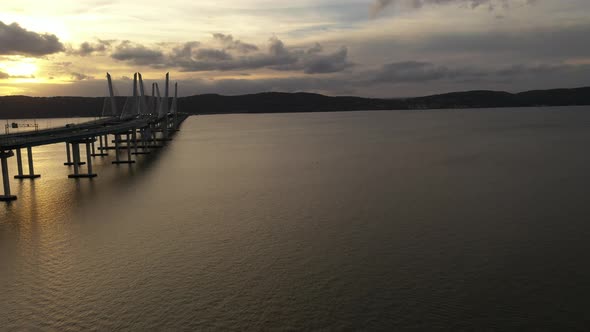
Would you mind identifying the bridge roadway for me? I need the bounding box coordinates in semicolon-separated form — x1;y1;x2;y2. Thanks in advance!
0;113;189;201
0;117;149;150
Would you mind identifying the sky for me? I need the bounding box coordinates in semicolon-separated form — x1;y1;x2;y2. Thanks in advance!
0;0;589;98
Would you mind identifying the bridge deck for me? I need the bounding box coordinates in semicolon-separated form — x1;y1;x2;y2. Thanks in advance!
0;115;180;150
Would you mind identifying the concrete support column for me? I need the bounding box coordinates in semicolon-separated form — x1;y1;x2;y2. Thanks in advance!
86;142;93;174
69;141;97;178
126;133;132;161
92;135;108;157
65;143;71;164
16;149;24;177
133;128;151;155
132;129;138;155
112;133;135;164
114;134;120;163
163;118;169;139
27;147;40;178
65;142;86;165
1;150;17;201
150;125;164;148
15;147;40;179
144;129;150;150
73;143;80;175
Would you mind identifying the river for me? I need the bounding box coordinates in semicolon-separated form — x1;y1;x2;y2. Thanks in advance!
2;107;590;330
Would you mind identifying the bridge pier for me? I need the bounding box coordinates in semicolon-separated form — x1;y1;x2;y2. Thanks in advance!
132;129;138;155
92;136;108;157
64;143;86;166
15;147;41;179
68;141;97;178
0;150;17;201
15;149;24;177
132;128;150;155
112;133;135;164
163;118;169;140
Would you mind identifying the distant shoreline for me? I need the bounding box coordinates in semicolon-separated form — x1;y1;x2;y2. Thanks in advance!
1;86;589;119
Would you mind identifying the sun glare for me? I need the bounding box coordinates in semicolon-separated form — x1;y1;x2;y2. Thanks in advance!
3;61;38;77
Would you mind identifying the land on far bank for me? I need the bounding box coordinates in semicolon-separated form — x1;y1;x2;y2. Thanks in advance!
0;86;589;119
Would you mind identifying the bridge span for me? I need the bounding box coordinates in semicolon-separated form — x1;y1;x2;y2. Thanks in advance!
0;72;189;201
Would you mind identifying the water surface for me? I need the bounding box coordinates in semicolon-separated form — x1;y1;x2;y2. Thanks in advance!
2;107;590;330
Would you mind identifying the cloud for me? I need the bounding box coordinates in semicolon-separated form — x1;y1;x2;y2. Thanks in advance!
0;21;64;56
303;47;352;74
70;72;94;81
111;36;352;74
0;70;35;80
68;39;113;56
10;60;590;98
170;41;201;59
272;46;353;74
370;0;537;17
111;41;164;65
372;61;486;82
195;48;232;61
169;40;296;71
213;33;258;53
417;23;590;59
370;0;394;18
170;36;351;74
370;60;582;84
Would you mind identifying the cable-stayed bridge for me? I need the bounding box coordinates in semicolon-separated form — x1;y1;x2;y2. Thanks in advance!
0;72;189;201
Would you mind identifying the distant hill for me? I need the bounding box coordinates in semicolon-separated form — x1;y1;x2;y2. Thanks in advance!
1;87;589;119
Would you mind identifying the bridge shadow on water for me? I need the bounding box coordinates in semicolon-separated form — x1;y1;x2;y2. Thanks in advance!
1;137;175;224
0;138;178;268
107;144;172;185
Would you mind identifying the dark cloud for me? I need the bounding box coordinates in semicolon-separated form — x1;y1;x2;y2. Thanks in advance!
195;48;232;61
213;33;258;53
370;60;586;84
0;21;64;56
370;0;394;17
303;47;352;74
111;41;164;65
108;36;352;74
70;72;94;81
170;41;201;59
165;36;351;74
0;71;9;79
271;46;352;74
348;23;590;71
370;0;537;17
306;43;323;54
418;24;590;60
372;61;487;82
11;61;590;98
68;39;113;56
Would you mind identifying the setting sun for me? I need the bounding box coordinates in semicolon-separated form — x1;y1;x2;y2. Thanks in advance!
2;61;37;77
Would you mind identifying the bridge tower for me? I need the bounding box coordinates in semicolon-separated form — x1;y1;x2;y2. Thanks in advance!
106;73;118;116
